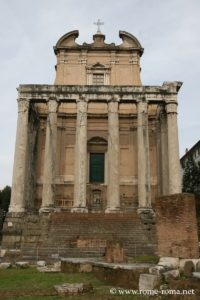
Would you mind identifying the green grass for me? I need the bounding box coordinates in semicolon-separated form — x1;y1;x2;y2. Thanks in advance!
0;267;102;290
0;267;147;300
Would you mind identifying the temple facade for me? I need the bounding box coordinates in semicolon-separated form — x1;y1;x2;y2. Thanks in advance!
2;29;184;258
9;30;182;214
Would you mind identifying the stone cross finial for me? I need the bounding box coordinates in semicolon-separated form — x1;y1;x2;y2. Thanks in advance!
94;19;104;34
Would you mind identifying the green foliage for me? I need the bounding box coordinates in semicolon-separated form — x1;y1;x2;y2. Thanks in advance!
182;156;200;193
0;185;11;212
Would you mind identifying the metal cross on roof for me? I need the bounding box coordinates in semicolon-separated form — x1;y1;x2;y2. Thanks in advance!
94;19;104;34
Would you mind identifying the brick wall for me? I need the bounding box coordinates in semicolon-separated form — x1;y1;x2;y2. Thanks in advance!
155;193;199;258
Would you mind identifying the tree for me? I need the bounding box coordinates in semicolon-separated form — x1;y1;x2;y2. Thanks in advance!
182;156;200;193
0;186;11;212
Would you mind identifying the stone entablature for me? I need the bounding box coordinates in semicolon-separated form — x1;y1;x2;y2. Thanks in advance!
17;82;182;103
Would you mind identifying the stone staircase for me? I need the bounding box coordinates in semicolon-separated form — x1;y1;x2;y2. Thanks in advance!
3;211;157;262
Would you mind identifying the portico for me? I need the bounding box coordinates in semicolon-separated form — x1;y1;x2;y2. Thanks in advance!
9;81;182;214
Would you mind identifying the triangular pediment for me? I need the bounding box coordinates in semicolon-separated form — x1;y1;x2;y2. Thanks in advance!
92;63;106;69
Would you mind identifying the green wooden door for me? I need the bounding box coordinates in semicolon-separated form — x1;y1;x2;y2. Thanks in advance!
90;153;105;183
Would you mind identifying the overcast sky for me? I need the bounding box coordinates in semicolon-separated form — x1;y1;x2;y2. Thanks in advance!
0;0;200;188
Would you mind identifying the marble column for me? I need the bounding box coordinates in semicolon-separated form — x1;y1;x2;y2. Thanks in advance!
71;98;88;212
40;98;58;212
137;100;151;208
166;101;181;194
160;108;169;195
105;99;120;212
9;98;30;213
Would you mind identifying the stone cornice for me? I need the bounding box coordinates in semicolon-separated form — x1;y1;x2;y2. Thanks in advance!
17;83;182;104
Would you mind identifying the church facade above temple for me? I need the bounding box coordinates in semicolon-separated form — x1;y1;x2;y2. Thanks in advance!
54;30;143;85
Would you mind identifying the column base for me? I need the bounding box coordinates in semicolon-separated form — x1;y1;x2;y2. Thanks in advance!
9;206;26;213
71;207;88;213
39;206;56;214
105;207;121;213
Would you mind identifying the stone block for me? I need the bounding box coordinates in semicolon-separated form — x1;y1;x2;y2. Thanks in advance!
15;261;29;268
37;260;46;267
54;261;61;271
196;260;200;272
139;274;160;290
37;266;60;273
183;260;195;277
54;283;93;296
79;263;92;273
149;265;165;276
163;269;180;282
192;272;200;279
179;259;200;272
0;262;11;269
158;257;179;270
6;249;21;258
0;249;6;258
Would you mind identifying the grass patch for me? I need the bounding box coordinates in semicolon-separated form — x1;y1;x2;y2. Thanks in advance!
0;267;147;300
0;267;102;290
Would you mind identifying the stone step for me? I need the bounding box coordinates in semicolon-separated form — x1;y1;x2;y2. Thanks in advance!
10;211;156;259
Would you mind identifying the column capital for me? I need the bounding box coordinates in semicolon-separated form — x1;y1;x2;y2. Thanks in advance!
108;95;120;103
165;102;178;114
47;98;59;113
76;98;88;116
17;98;30;113
76;95;88;103
108;100;119;113
137;100;148;113
162;81;183;93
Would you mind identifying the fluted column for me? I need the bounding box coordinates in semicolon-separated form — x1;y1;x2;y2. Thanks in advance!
166;101;181;194
9;98;30;213
71;98;88;213
105;99;120;213
40;98;58;212
137;100;151;208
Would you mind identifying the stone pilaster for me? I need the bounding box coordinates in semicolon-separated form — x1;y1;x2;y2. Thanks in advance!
137;100;151;209
71;97;88;213
105;99;120;213
40;98;58;212
9;98;30;213
166;101;181;194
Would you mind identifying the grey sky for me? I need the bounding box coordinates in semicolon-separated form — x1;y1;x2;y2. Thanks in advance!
0;0;200;188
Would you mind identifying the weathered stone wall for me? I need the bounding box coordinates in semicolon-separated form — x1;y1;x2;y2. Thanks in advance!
155;193;199;258
2;211;157;260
